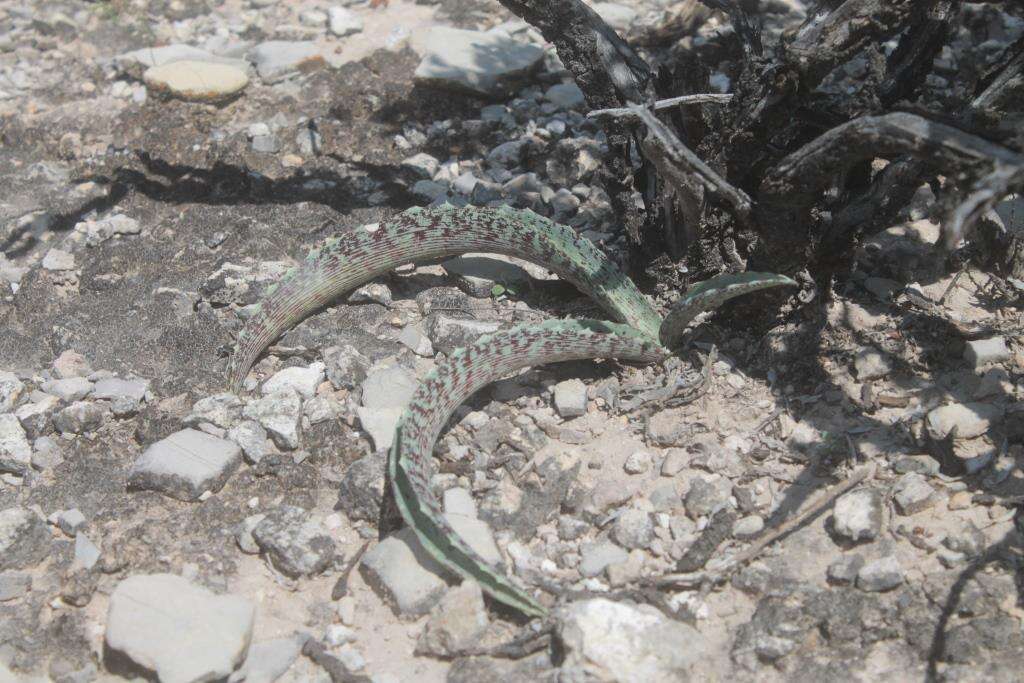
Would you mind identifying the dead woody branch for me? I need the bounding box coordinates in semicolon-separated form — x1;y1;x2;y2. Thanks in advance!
497;0;1024;299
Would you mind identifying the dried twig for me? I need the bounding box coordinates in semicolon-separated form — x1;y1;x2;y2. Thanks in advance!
588;94;733;121
631;106;754;223
651;463;876;589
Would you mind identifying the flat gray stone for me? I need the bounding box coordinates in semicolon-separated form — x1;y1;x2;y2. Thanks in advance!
856;556;904;592
41;376;93;401
831;488;882;542
54;401;109;435
398;324;434;357
361;366;418;410
74;531;101;570
827;555;864;584
413;27;544;97
893;472;935;515
55;508;86;536
31;435;64;470
556;599;707;681
91;377;149;402
926;402;1002;440
579;540;628;578
243;390;302;450
612;506;654;550
42;248;75;270
412;179;449;202
401;152;440;179
416;581;489;657
445;513;502;565
128;428;242;501
732;515;765;539
355;406;403;451
361;527;449;617
553;379;587;418
963;337;1010;367
252;506;336;578
105;574;255;683
228;634;306;683
646;407;689;447
77;213;141;246
443;487;477;518
0;414;32;475
249;41;324;83
114;44;247;78
144;60;249;103
0;507;51;570
226;421;270;464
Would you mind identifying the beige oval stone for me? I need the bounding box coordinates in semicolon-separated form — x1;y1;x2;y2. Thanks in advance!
143;60;248;103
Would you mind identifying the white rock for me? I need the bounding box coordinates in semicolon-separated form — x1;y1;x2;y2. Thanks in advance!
893;473;935;515
831;488;882;541
443;487;477;518
554;378;587;418
732;515;765;539
228;635;305;683
856;556;904;592
853;347;893;380
0;371;23;412
963;337;1010;367
556;599;707;681
624;450;652;474
0;414;32;476
243;391;302;450
398;325;434;357
361;366;417;409
144;60;249;103
128;429;242;501
42;248;75;271
261;363;325;399
579;541;629;578
926;402;1002;440
413;27;544;97
106;574;255;683
73;531;101;570
328;7;363;37
401;152;440;179
361;527;448;616
114;44;247;77
445;512;502;565
417;581;489;656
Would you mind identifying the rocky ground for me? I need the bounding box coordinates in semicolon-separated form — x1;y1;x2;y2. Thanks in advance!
1;0;1023;681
